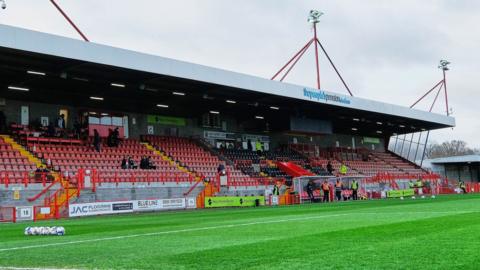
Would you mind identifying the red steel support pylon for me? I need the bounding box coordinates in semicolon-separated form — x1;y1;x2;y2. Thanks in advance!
410;60;450;116
49;0;90;42
271;10;353;96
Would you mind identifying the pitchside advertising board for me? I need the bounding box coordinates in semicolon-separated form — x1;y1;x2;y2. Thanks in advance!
205;196;265;208
69;198;196;217
387;189;415;198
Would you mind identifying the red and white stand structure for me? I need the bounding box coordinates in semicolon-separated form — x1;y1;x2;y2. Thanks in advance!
392;60;451;166
271;10;353;96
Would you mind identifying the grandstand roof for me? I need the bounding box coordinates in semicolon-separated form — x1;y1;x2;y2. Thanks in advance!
0;24;455;136
430;155;480;164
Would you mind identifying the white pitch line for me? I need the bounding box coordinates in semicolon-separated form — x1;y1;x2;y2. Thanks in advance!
0;213;348;252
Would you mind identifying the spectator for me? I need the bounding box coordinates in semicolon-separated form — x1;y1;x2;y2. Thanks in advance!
326;160;333;175
46;157;53;170
112;127;120;147
73;119;81;138
339;162;348;176
93;129;101;152
107;129;114;147
217;163;226;175
128;156;137;169
139;156;147;169
57;114;65;129
121;156;128;169
147;156;156;170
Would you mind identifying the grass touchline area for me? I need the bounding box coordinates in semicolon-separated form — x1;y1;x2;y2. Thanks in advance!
1;194;479;270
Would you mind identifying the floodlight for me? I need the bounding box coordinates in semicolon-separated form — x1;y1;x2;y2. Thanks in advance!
1;0;6;10
438;60;450;70
307;10;323;24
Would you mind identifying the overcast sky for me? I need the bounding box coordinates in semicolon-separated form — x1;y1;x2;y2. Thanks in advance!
0;0;479;147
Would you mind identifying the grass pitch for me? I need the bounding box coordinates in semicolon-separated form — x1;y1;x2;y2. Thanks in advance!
1;194;480;270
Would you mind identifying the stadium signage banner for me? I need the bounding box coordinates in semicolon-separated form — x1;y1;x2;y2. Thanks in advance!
69;202;133;217
387;189;415;198
147;115;186;126
363;137;380;144
133;198;191;211
70;198;197;217
303;88;351;105
205;196;265;208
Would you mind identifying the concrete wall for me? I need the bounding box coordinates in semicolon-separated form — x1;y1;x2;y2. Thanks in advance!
0;183;203;207
0;183;61;207
73;183;204;204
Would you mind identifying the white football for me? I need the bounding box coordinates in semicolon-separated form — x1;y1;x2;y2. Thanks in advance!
411;196;416;200
431;195;436;199
400;196;404;200
421;195;425;199
56;226;65;236
24;227;31;235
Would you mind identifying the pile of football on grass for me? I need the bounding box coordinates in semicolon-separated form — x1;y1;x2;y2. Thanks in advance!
24;226;65;236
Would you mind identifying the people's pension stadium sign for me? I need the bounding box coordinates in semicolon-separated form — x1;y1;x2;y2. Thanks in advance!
303;88;351;105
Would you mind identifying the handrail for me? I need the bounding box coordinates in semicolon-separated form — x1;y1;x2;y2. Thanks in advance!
183;178;204;196
27;180;58;202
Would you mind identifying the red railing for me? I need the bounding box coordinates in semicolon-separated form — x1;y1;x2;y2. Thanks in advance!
0;171;56;188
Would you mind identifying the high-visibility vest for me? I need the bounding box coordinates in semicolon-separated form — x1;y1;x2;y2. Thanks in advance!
352;181;358;190
340;165;347;174
335;182;342;191
409;182;414;188
416;180;422;187
322;183;329;191
272;185;280;195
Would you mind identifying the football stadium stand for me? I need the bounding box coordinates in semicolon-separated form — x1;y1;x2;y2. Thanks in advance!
0;24;461;222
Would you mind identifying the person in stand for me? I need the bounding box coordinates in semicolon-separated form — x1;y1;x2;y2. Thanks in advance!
73;118;81;138
306;180;315;202
217;163;226;175
351;179;359;201
147;156;156;170
339;162;348;176
128;156;137;169
247;139;252;151
45;157;53;170
121;156;128;169
106;129;114;147
139;156;147;169
112;127;120;147
326;160;334;175
459;180;467;194
57;114;65;129
93;129;101;152
335;179;344;201
322;180;330;203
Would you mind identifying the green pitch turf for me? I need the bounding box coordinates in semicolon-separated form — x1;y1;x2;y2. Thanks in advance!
1;194;480;270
